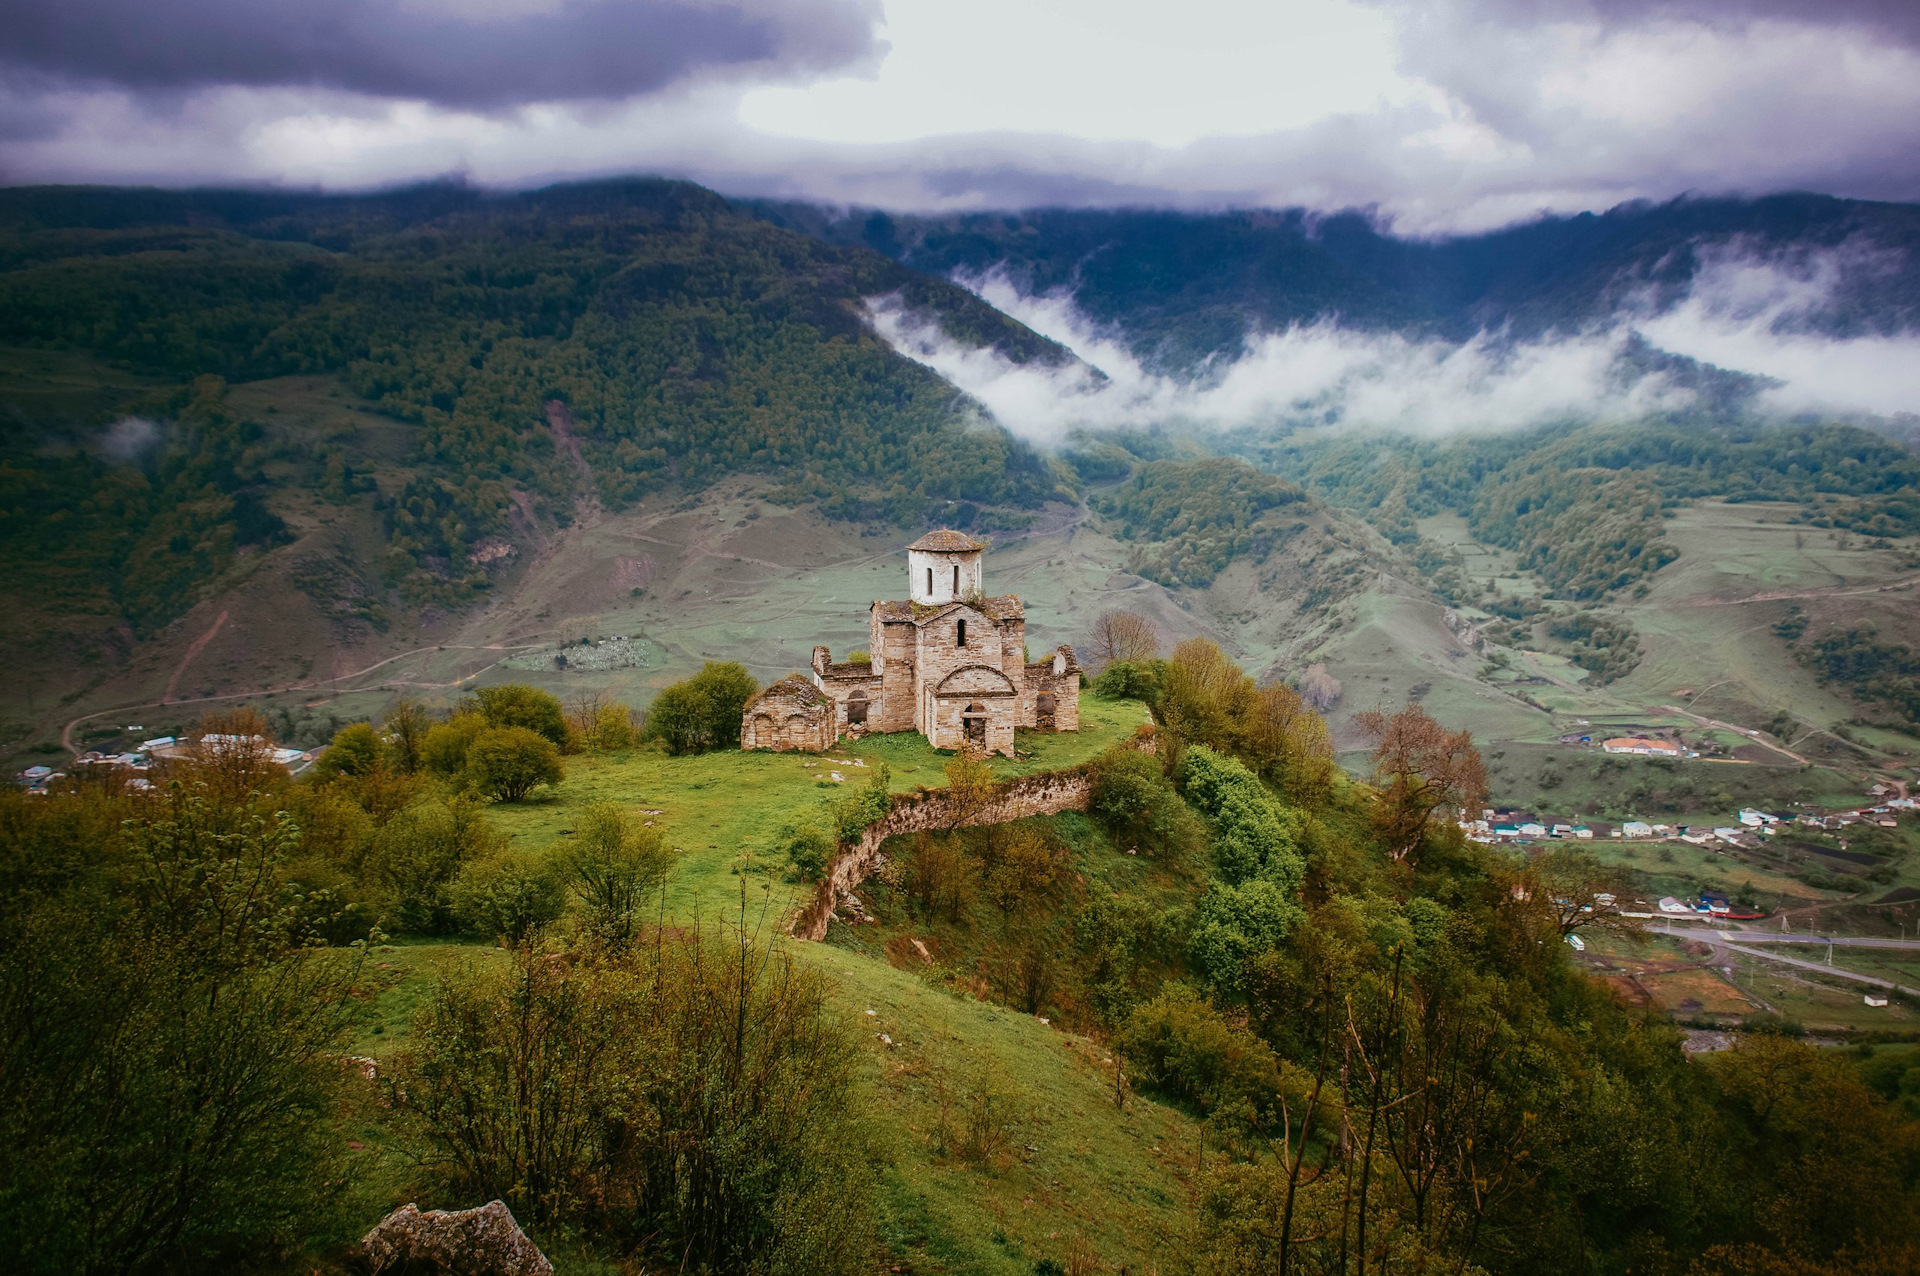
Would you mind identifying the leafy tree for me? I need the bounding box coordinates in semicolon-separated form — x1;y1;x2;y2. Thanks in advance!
1178;745;1305;890
561;802;672;952
312;720;385;780
421;710;487;778
587;701;638;750
1355;703;1487;863
364;795;505;933
0;784;361;1273
1093;658;1166;703
472;684;569;748
641;662;759;755
383;698;432;773
1118;984;1291;1123
467;726;564;802
1089;744;1202;858
1189;878;1303;990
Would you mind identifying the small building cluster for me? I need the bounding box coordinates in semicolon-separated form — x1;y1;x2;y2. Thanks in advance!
16;732;313;794
742;531;1079;757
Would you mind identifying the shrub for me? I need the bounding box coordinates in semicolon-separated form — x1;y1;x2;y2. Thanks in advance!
421;710;487;778
1188;878;1303;990
640;662;759;755
401;934;876;1273
472;684;569;748
561;802;672;951
312;720;386;780
586;701;637;751
1178;746;1305;890
365;795;505;933
1118;985;1286;1121
450;852;565;943
467;726;564;802
1093;658;1165;703
1089;745;1202;858
781;818;836;881
0;787;360;1273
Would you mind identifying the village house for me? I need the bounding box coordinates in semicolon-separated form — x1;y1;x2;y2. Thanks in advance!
1602;736;1683;757
745;531;1080;757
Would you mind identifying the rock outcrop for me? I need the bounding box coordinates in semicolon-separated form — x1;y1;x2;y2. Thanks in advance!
360;1200;553;1276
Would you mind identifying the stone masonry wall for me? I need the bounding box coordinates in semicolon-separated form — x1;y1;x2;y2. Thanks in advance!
789;733;1155;942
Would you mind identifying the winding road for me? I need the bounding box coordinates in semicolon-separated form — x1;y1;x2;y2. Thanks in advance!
61;641;542;756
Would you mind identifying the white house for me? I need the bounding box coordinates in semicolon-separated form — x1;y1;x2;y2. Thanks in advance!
1622;820;1654;838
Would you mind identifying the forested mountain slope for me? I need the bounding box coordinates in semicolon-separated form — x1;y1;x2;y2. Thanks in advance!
0;178;1075;643
753;193;1920;370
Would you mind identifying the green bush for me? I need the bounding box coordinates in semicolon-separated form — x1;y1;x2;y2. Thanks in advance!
0;786;360;1273
1093;659;1165;703
421;710;487;778
472;684;569;748
402;934;876;1272
781;819;837;882
467;726;564;802
1089;745;1202;858
641;662;759;755
560;802;672;952
1178;745;1304;890
311;720;386;780
364;796;504;934
1188;879;1303;990
1117;985;1286;1122
450;851;565;943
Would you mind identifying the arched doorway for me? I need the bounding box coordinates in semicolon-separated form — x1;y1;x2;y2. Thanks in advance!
784;714;811;751
1035;692;1056;731
751;714;775;749
846;690;870;726
962;702;988;747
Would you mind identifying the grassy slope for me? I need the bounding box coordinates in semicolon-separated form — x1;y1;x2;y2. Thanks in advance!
348;693;1200;1275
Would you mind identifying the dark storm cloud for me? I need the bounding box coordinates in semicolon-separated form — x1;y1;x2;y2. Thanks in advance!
0;0;883;109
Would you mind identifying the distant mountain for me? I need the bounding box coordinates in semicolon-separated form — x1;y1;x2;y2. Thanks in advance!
749;194;1920;372
0;177;1076;642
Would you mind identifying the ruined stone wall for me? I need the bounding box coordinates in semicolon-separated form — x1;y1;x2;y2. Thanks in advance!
875;618;918;733
789;733;1155;941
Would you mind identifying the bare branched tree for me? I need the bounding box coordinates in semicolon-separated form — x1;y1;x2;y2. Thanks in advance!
1085;609;1161;670
1297;663;1343;712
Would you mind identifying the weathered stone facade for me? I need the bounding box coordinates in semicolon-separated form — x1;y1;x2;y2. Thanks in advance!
740;674;836;752
782;531;1079;758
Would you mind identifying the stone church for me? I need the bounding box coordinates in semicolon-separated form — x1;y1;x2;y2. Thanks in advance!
740;530;1079;757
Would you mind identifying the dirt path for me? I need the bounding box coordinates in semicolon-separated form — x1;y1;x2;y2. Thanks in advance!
1684;573;1920;607
1659;703;1810;765
61;641;542;755
161;610;229;703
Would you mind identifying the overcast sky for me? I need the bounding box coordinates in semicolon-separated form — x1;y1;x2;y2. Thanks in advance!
2;0;1916;230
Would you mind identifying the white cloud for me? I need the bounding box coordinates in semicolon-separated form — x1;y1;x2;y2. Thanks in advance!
868;243;1920;446
1635;242;1920;417
868;271;1694;445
